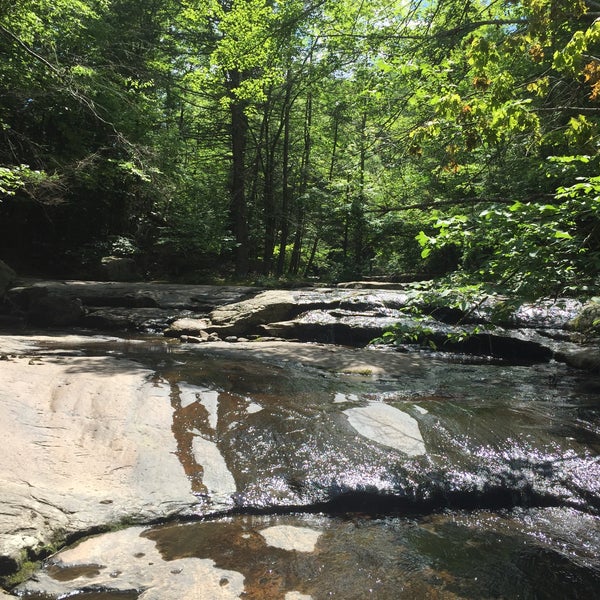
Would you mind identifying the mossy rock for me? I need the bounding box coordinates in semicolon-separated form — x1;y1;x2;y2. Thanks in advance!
567;299;600;334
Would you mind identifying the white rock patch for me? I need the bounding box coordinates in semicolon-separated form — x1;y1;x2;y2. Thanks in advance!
191;434;237;498
259;525;322;552
344;402;426;456
16;527;244;600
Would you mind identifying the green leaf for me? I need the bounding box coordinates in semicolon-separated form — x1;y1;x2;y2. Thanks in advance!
554;230;573;239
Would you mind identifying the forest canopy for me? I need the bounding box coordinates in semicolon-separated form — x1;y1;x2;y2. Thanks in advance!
0;0;599;296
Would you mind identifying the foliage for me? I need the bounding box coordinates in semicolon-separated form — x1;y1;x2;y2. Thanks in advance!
0;0;598;288
416;155;600;296
0;165;50;197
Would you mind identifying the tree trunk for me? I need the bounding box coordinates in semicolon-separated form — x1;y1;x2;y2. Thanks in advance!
228;70;249;276
350;111;368;272
276;101;292;276
289;89;313;275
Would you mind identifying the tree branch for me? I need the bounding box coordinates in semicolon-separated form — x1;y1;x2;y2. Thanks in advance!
534;106;600;113
368;194;555;214
0;22;62;77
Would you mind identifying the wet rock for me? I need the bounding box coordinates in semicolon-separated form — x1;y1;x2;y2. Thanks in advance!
16;509;600;600
561;348;600;373
1;332;600;589
82;307;192;331
180;333;209;343
337;279;430;289
16;526;245;600
259;311;553;363
0;353;201;574
344;402;426;457
511;298;584;329
258;316;385;346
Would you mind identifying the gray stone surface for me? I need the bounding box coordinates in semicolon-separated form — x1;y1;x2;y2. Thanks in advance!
8;280;256;312
0;347;201;574
27;292;85;326
164;317;212;337
209;289;298;335
567;299;600;334
100;255;140;281
16;526;245;600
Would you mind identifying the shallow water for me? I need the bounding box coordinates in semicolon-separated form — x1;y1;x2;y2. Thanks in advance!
18;509;600;599
14;333;600;598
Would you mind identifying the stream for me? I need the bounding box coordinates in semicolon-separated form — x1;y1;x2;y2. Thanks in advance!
8;330;600;599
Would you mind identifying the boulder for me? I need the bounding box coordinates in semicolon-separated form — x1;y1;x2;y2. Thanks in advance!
100;256;140;282
561;348;600;373
209;290;297;335
27;292;85;327
164;317;212;338
567;299;600;334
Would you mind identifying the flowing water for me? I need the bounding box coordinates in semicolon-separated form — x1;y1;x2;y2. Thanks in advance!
14;334;600;599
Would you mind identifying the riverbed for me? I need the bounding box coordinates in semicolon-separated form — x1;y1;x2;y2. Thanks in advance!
1;329;598;598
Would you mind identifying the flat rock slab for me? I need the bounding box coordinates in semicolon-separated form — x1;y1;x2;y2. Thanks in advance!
8;281;256;311
0;346;200;574
2;330;599;595
180;340;425;377
0;335;423;579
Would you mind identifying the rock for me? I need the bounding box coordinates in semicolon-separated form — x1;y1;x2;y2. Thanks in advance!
561;348;600;373
15;509;600;600
100;256;140;282
2;332;600;592
15;526;245;600
567;299;600;334
336;279;430;289
259;311;553;363
0;261;16;298
164;317;212;338
0;353;203;574
83;307;192;332
5;281;257;333
209;290;297;335
8;281;256;313
344;402;426;456
27;292;85;327
180;333;209;343
258;318;383;346
511;298;583;329
224;336;238;342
